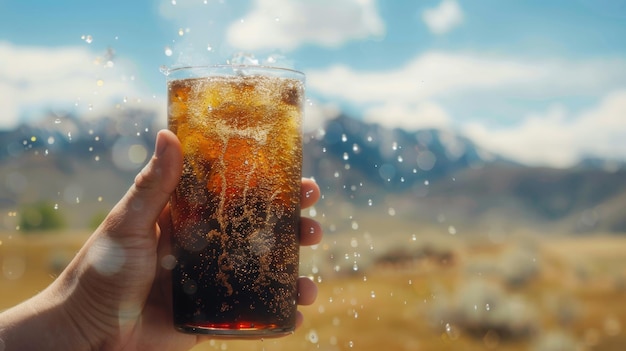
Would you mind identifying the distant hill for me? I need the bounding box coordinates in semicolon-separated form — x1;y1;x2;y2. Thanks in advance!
1;110;625;233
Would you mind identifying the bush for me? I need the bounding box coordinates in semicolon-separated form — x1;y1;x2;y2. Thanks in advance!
532;331;583;351
19;201;66;232
433;279;539;341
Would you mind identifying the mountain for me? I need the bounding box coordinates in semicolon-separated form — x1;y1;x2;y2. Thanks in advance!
1;110;625;233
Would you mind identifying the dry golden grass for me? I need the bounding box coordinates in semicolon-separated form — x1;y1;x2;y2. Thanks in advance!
2;230;626;351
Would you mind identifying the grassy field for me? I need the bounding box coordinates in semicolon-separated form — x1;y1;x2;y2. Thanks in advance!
2;229;626;351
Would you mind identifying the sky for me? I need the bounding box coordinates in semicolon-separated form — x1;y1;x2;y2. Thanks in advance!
1;0;626;168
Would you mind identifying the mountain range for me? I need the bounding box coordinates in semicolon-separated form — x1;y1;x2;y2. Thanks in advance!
1;110;625;233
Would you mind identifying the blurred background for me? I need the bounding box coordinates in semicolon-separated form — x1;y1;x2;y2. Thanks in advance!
2;0;626;350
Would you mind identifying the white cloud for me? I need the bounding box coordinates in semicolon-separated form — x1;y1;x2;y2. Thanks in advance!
226;0;385;51
306;52;626;166
307;51;626;107
364;101;452;131
464;90;626;168
304;99;340;133
306;52;545;104
422;0;464;35
0;41;155;129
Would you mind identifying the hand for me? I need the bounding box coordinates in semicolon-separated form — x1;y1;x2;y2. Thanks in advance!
0;129;323;351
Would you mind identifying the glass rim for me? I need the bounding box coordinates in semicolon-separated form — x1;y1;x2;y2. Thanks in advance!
165;64;304;78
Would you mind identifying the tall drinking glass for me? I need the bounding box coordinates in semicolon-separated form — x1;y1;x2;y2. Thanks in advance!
166;65;304;337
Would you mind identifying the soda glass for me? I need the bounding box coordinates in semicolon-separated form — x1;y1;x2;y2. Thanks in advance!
166;65;304;337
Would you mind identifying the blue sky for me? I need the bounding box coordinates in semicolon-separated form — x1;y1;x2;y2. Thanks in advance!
1;0;626;167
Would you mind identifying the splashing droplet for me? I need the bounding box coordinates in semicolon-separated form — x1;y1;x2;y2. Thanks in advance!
159;65;170;76
164;46;173;57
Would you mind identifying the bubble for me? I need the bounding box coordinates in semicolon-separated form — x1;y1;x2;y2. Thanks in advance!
417;150;436;171
159;65;170;76
2;254;26;280
161;254;177;270
183;280;198;295
86;237;126;276
306;330;319;344
445;323;460;340
230;52;259;65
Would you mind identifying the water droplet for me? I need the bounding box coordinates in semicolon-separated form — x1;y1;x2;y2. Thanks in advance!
397;155;403;162
96;79;104;87
53;203;59;210
159;65;170;76
448;226;457;235
54;118;61;124
164;46;173;57
388;208;396;216
341;134;347;142
343;152;349;161
207;45;213;51
367;199;373;206
370;291;376;298
84;35;93;44
306;330;319;344
485;303;491;311
445;323;460;340
178;28;184;36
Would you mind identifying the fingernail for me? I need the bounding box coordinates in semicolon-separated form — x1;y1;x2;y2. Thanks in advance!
155;131;167;158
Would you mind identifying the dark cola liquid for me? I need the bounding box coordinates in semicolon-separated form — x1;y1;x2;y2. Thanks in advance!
167;71;303;336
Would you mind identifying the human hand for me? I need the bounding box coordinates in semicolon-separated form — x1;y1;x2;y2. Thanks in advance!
0;129;322;351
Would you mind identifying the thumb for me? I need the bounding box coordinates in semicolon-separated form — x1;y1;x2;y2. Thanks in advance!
107;129;183;233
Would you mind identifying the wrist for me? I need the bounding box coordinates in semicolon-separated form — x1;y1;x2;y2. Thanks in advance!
0;283;93;351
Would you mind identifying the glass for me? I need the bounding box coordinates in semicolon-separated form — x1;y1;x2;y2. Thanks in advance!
166;65;305;337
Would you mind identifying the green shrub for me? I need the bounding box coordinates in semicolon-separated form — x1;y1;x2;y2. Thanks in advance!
19;202;66;232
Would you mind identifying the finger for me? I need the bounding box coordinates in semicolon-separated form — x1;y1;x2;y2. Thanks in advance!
297;276;317;306
105;130;183;234
300;178;320;209
299;217;322;246
295;311;304;329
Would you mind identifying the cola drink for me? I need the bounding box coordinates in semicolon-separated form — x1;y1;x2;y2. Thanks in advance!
167;66;304;337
